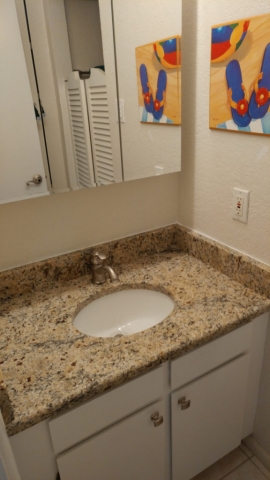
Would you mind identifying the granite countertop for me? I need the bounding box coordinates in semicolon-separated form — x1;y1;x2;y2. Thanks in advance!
0;226;270;436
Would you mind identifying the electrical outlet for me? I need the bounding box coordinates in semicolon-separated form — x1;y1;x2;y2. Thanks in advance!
235;195;244;216
232;188;249;223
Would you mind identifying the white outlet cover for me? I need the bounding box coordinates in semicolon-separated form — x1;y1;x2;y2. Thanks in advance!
232;188;250;223
155;166;165;175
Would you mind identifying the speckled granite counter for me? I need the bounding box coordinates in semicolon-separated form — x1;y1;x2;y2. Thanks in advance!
1;225;270;436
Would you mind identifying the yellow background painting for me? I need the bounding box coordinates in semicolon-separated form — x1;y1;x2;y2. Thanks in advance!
135;36;181;125
210;13;270;135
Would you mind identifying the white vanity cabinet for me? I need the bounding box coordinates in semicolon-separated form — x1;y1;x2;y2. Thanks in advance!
9;313;269;480
171;355;250;480
168;313;269;480
49;366;166;480
57;399;165;480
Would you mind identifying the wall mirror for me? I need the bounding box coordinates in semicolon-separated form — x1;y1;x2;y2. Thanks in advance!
0;0;182;204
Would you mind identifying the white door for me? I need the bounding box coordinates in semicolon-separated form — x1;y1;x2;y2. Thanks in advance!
0;0;48;204
57;400;165;480
171;354;250;480
65;72;96;189
85;68;123;185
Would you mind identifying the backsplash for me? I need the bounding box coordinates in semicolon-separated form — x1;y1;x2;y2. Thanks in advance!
1;224;270;303
0;225;178;302
176;227;270;299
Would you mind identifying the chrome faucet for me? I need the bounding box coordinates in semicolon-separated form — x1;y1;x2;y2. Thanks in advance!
90;252;118;284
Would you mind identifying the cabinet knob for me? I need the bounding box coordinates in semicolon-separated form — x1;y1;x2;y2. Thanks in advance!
150;411;164;427
178;396;191;410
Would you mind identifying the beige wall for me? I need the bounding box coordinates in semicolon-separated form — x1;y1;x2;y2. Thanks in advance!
180;0;270;266
0;174;179;271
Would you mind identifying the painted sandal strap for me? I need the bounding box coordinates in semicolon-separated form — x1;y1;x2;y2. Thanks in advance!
142;82;153;105
154;99;165;111
254;72;270;107
154;90;166;111
228;84;249;116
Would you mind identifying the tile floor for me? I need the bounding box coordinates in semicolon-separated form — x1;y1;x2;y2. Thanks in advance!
192;443;270;480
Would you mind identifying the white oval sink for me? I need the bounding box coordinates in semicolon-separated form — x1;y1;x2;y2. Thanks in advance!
73;289;174;338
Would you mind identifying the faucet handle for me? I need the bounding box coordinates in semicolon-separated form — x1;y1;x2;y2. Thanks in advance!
90;252;106;265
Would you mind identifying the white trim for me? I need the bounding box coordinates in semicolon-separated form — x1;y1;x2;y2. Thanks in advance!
0;413;21;480
243;435;270;472
0;192;50;205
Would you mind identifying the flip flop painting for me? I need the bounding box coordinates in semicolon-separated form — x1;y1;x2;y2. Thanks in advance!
210;13;270;136
136;36;181;125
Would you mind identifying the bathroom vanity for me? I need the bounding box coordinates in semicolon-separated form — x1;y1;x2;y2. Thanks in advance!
8;317;269;480
49;322;257;480
1;225;270;480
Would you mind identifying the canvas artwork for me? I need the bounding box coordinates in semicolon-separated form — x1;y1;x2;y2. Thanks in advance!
210;13;270;135
135;36;181;125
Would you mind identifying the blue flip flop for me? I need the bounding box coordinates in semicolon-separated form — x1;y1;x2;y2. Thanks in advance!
249;43;270;120
139;64;154;113
226;60;251;127
153;70;167;120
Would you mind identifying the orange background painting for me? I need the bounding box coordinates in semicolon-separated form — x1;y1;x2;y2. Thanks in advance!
210;13;270;135
135;36;181;125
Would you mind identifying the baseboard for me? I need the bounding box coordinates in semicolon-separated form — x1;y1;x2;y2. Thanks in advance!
243;435;270;471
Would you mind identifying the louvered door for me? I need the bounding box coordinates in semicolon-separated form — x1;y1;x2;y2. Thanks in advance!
66;72;96;189
85;68;121;185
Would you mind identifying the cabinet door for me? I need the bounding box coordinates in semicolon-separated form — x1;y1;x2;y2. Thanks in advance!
57;400;165;480
171;354;250;480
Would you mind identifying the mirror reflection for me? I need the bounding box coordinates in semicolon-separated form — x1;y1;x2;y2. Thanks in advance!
1;0;181;204
113;0;182;181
